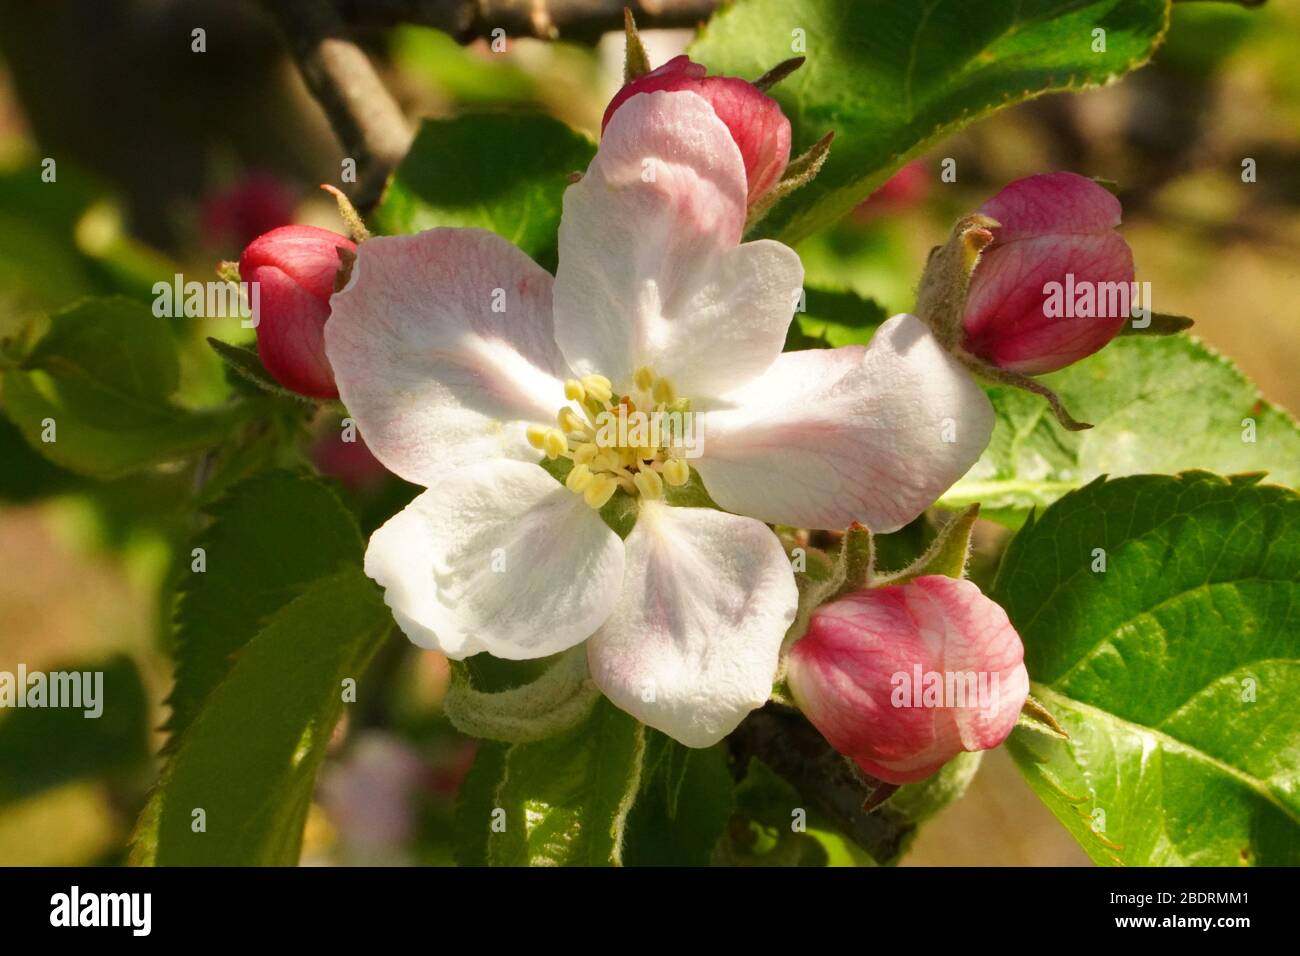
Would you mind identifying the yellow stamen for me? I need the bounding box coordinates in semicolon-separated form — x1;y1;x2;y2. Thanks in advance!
652;378;675;404
557;407;587;434
633;469;664;500
633;366;654;393
564;379;586;403
662;458;690;487
542;428;568;460
581;374;613;403
573;442;598;465
565;463;594;493
583;474;618;509
525;424;549;450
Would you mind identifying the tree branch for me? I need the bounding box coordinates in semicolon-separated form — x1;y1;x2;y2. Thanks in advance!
264;0;414;210
727;704;916;864
335;0;723;44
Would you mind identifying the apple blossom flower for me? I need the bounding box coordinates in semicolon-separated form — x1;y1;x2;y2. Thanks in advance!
960;172;1135;375
603;55;791;206
239;224;356;399
787;576;1029;784
325;90;993;748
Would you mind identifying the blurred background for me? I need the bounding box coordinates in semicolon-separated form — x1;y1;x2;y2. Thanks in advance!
0;0;1296;866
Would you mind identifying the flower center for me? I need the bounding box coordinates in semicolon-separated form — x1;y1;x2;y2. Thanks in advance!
527;367;693;510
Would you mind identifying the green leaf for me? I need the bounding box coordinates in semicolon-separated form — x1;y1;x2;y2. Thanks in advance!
788;286;888;348
452;742;508;867
132;568;391;865
875;504;980;585
998;472;1300;865
372;114;594;270
623;732;735;865
715;757;831;866
692;0;1169;242
942;336;1300;526
205;337;313;405
0;655;149;806
487;697;645;866
165;471;365;745
1;297;244;478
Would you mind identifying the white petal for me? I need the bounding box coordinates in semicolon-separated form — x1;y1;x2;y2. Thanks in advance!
554;90;801;398
586;502;797;747
325;229;570;487
693;314;995;532
365;460;624;660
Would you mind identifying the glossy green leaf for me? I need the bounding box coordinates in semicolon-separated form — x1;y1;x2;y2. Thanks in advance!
373;113;594;270
165;471;365;746
487;697;644;866
999;472;1300;865
1;297;244;478
692;0;1169;242
132;569;391;866
942;336;1300;526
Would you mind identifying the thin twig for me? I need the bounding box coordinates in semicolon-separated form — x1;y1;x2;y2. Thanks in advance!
264;0;414;210
336;0;723;44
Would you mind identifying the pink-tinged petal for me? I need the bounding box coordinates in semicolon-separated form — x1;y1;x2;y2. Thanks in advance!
787;576;1029;785
325;228;572;487
693;315;994;532
960;172;1134;374
586;501;797;748
245;264;338;398
241;224;352;301
240;224;356;399
963;232;1134;375
978;171;1121;242
602;57;791;204
556;90;801;399
365;459;624;660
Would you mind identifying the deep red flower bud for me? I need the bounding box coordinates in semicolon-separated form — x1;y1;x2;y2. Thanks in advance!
238;224;356;399
961;172;1135;375
787;576;1029;785
602;55;792;205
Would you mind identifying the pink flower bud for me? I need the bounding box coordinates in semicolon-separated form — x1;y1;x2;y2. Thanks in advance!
201;172;298;251
602;55;792;205
787;576;1029;785
961;172;1135;375
239;224;356;399
853;160;930;221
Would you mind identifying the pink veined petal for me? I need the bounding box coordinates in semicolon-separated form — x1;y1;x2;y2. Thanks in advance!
554;89;801;399
787;576;1028;785
586;501;798;748
692;315;994;532
325;228;572;487
963;232;1134;375
978;171;1121;242
603;60;792;204
364;459;625;661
